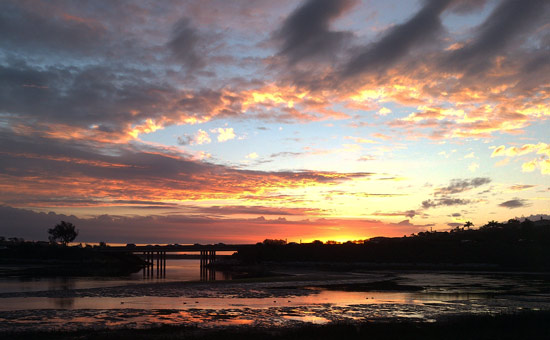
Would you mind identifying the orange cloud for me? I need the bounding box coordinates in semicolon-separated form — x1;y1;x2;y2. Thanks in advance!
491;142;550;175
491;143;549;158
0;205;431;244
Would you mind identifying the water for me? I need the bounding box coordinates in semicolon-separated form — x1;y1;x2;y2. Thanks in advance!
0;259;230;294
1;269;550;332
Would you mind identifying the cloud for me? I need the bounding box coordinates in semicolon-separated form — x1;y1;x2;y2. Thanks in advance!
521;159;550;175
499;198;529;209
509;184;535;192
168;17;204;70
422;197;472;209
344;136;378;144
491;143;550;158
0;205;429;244
447;0;490;14
443;0;550;74
377;107;392;116
372;210;418;218
178;129;211;145
246;152;259;159
276;0;356;64
211;127;236;142
343;0;453;76
0;1;106;56
0;60;184;141
358;155;376;161
1;0;547;147
435;177;491;195
491;143;550;175
468;162;479;172
270;151;303;158
188;205;321;216
0;131;376;209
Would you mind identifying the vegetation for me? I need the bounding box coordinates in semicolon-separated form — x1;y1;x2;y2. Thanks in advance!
235;218;550;270
48;221;79;246
0;240;144;277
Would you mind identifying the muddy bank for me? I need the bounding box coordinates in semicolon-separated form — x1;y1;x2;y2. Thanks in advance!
2;270;550;334
5;310;550;340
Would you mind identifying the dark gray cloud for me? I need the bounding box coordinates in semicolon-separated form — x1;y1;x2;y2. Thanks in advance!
435;177;491;195
0;205;295;243
0;205;413;244
177;135;193;146
168;18;204;69
0;61;171;131
0;1;106;55
0;59;253;137
270;151;304;158
343;0;453;76
499;198;528;209
443;0;550;74
276;0;356;64
422;197;472;209
447;0;489;14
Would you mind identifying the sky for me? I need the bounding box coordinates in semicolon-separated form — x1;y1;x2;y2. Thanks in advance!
0;0;549;244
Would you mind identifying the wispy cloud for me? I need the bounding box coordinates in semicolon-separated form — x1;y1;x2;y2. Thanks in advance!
435;177;491;195
499;198;529;209
422;197;473;209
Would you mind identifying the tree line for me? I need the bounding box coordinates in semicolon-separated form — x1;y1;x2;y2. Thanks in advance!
234;218;550;270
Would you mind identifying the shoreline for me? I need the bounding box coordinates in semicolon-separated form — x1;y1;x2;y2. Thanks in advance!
2;269;550;334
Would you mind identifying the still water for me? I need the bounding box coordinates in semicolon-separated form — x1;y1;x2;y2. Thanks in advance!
0;259;229;294
1;265;550;332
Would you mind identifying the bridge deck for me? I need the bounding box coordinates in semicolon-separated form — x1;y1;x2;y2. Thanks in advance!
97;244;254;253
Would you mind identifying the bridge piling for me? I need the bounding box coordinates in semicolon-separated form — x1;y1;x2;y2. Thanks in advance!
102;244;244;280
149;251;153;277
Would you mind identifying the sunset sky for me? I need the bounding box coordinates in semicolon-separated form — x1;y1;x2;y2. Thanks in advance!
1;0;549;244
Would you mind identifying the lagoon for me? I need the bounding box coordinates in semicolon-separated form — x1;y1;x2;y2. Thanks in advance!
1;261;550;333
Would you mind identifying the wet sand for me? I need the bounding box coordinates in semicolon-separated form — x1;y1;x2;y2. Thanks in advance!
1;270;550;335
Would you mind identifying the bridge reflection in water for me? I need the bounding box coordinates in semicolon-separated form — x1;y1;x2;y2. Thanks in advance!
101;244;249;281
141;251;167;278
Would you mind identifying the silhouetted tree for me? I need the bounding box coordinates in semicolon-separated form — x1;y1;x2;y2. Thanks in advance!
464;221;474;230
48;221;78;246
263;239;286;246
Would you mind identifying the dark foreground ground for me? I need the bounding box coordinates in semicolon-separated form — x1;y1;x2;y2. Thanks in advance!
5;310;550;340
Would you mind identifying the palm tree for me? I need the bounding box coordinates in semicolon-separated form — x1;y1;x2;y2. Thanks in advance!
464;221;474;230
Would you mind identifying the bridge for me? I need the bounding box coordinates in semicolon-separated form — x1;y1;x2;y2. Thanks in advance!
99;244;254;280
